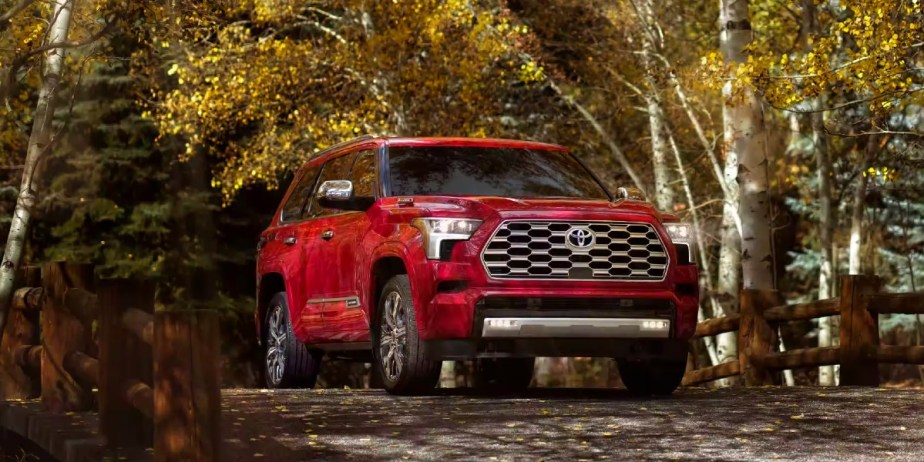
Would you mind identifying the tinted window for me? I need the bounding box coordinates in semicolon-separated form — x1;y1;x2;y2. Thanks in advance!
387;147;608;199
280;165;321;222
306;153;355;218
350;150;377;198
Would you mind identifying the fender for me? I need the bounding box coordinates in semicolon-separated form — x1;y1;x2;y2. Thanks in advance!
368;232;431;331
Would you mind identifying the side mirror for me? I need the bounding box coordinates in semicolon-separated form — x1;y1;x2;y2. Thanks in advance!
615;186;646;202
317;180;354;205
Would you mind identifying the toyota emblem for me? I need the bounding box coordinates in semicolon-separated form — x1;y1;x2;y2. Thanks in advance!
566;226;595;250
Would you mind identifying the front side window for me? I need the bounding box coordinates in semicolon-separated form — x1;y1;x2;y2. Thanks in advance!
280;164;321;222
306;153;355;219
387;146;608;199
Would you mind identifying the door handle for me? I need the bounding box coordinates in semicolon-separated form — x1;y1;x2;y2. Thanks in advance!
321;230;334;240
283;236;297;246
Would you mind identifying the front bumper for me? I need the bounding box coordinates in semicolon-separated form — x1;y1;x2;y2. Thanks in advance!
481;317;671;338
414;262;700;342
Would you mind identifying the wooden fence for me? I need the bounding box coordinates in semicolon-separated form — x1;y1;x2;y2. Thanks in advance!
683;275;924;386
0;262;221;461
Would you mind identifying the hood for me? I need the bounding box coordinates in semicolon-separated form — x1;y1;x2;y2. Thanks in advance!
401;196;665;221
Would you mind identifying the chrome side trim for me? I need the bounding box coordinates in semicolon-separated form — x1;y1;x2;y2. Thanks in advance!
306;296;361;309
481;317;671;339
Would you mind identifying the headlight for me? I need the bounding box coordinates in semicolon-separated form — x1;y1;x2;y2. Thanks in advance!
665;223;693;243
411;218;483;260
664;222;695;264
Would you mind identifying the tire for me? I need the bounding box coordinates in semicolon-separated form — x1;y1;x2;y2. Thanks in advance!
473;358;535;393
617;359;686;396
264;292;321;388
373;274;440;395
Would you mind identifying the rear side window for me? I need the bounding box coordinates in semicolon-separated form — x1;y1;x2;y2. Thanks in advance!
280;165;321;222
350;150;377;198
306;153;355;219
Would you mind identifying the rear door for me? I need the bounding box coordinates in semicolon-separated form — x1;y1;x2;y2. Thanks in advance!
261;163;324;343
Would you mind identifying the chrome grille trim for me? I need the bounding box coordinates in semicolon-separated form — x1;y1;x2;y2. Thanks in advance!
480;220;669;281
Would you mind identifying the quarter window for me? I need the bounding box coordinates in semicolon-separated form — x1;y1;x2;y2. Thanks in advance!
350;150;377;199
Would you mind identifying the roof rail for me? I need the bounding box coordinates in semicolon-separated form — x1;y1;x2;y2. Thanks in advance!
309;134;377;158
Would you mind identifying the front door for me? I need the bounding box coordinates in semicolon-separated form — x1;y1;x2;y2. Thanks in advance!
300;150;366;343
309;149;378;342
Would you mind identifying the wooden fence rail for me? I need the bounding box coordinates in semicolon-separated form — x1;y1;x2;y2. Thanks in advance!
0;262;221;462
684;274;924;387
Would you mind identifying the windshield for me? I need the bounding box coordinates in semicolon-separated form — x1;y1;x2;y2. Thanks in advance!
386;146;609;199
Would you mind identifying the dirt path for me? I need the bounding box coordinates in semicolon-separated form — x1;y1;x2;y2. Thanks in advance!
221;387;924;461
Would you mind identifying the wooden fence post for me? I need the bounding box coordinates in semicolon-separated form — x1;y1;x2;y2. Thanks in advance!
155;310;221;462
839;275;882;386
41;262;94;412
0;266;41;400
98;277;155;447
738;289;779;386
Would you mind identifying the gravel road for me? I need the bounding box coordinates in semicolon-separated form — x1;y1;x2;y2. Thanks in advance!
220;386;924;461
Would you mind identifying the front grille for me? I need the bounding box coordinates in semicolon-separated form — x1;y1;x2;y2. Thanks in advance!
481;220;668;280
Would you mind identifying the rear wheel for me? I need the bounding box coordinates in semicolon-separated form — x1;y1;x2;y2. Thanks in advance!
473;358;535;393
617;359;686;396
264;292;321;388
374;275;440;395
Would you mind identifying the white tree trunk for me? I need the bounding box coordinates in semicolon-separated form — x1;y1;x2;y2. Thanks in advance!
0;0;75;339
646;97;675;211
666;125;719;367
636;0;675;211
811;103;837;385
849;136;874;275
440;361;456;388
715;199;740;382
721;0;773;291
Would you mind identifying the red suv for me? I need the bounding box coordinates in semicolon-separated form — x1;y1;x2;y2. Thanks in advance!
256;136;699;395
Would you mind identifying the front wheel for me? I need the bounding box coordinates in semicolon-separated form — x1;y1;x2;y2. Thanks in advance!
373;275;440;395
617;359;686;396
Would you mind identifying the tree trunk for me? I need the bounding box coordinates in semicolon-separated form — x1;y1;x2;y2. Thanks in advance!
0;0;75;341
801;1;837;385
636;0;675;211
812;102;837;386
721;0;774;291
715;201;740;383
440;361;456;388
646;96;674;211
665;126;720;367
849;135;875;275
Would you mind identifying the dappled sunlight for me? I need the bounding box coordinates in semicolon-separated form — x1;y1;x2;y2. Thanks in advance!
218;387;924;460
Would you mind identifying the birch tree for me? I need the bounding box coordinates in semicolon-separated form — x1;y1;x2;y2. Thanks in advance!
0;0;76;340
799;0;837;386
720;0;774;292
849;136;877;275
633;0;675;211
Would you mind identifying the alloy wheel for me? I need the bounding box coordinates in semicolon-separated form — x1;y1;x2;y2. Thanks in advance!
379;290;408;382
266;305;287;387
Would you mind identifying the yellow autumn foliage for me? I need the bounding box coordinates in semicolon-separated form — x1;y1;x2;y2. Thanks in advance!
144;0;544;203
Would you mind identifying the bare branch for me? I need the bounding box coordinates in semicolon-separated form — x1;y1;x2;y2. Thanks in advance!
547;80;648;195
0;0;36;32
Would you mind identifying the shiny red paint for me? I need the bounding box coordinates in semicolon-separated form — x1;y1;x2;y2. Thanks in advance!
255;137;699;351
